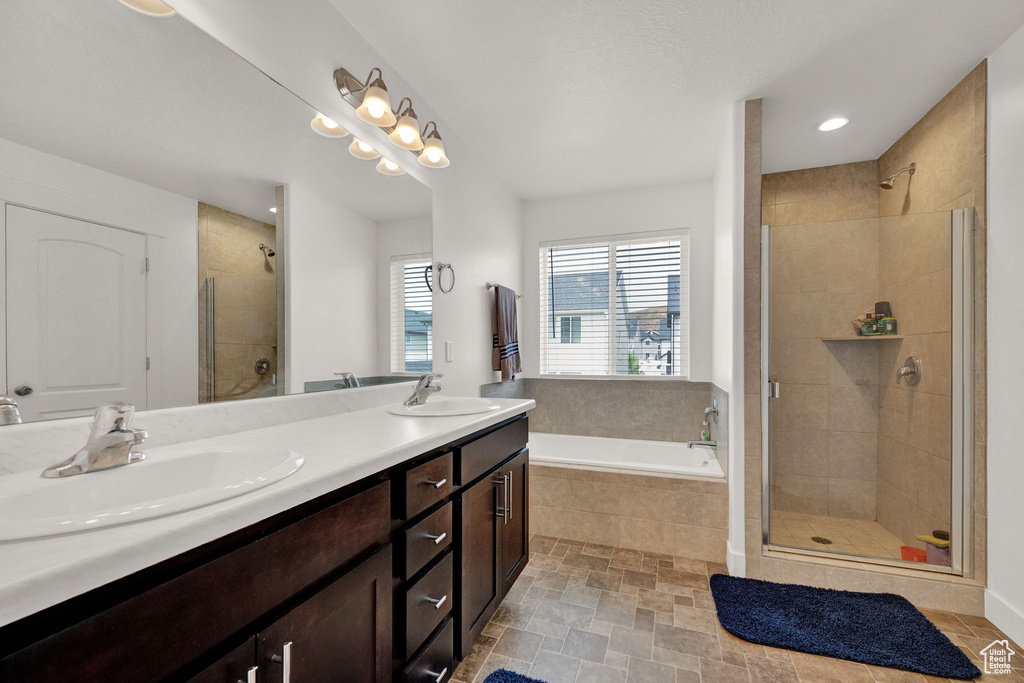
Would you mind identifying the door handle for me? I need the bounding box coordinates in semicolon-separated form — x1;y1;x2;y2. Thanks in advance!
271;641;292;683
13;385;32;397
767;379;780;399
237;666;258;683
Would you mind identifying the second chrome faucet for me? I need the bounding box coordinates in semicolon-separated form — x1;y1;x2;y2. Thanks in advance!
40;404;147;478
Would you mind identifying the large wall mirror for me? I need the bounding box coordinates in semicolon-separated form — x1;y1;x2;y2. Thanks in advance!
0;1;433;423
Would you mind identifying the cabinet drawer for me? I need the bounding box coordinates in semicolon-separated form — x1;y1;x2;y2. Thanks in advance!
403;502;453;579
456;417;528;485
403;452;453;520
404;619;453;683
404;552;453;657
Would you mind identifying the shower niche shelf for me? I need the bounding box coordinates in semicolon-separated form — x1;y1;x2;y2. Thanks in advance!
822;336;904;341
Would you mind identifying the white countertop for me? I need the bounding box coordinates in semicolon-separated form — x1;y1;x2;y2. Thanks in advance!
0;397;534;629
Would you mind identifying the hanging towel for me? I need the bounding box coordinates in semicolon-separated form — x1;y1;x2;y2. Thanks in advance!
492;285;522;381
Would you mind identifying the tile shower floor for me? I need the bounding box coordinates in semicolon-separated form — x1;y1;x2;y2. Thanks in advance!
769;510;907;560
453;535;1021;683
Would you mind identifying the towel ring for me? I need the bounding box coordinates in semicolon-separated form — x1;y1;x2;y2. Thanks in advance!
436;262;455;294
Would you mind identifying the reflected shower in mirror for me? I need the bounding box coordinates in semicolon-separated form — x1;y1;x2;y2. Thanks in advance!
0;0;432;422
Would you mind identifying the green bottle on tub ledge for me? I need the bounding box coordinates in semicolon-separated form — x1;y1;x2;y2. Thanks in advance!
854;301;898;336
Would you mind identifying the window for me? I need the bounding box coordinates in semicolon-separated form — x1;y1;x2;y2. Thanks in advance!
559;316;582;344
390;255;433;373
539;230;688;377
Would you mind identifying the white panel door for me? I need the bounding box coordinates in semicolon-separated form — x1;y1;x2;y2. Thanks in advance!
6;205;147;421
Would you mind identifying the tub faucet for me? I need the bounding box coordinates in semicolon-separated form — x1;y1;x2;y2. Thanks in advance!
41;404;147;478
687;440;717;449
403;373;443;406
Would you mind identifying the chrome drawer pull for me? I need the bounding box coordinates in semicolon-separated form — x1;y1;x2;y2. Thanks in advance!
426;531;447;545
237;666;258;683
424;478;447;489
271;641;292;683
427;666;448;683
425;594;447;609
507;470;513;522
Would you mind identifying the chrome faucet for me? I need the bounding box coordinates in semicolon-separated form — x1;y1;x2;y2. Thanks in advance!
403;373;443;406
41;404;147;478
333;372;360;389
0;396;22;426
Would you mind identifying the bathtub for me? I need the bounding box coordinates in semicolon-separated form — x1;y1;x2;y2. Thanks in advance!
527;432;725;480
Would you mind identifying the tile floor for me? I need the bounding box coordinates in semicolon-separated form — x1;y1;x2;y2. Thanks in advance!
769;510;912;561
453;535;1021;683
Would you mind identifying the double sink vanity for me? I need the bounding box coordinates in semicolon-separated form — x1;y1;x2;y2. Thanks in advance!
0;393;534;682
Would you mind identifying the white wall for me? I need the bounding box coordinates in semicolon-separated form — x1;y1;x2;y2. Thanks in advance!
0;137;198;411
985;23;1024;645
376;215;432;374
283;185;378;393
712;103;747;577
171;0;523;397
521;183;714;380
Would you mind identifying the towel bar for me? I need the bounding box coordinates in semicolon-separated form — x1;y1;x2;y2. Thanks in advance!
486;282;522;299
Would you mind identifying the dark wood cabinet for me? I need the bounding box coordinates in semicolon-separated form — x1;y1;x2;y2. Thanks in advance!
500;449;529;596
185;638;256;683
457;469;504;657
260;546;393;683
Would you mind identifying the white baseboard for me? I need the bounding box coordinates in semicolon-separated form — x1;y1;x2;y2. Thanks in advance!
986;589;1024;646
726;540;745;577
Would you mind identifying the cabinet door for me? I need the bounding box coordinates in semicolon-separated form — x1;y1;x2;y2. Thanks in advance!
456;471;502;659
259;546;392;683
185;638;257;683
500;449;530;596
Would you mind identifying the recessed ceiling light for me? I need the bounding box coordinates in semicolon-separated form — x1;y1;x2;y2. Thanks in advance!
269;207;277;213
817;117;849;132
117;0;177;17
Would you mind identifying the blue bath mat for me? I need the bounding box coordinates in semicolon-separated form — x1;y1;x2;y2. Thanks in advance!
709;574;980;679
483;670;545;683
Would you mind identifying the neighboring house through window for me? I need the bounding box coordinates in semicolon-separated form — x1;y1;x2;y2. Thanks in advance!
538;230;689;377
390;254;433;373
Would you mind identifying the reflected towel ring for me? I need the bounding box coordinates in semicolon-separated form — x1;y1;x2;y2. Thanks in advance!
423;264;433;292
436;262;455;293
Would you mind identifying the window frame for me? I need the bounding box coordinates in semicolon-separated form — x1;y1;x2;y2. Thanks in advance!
538;229;690;381
389;252;433;376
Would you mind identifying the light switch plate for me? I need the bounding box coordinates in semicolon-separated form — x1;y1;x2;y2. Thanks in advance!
445;341;454;362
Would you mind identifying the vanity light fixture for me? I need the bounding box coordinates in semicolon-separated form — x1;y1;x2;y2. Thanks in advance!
817;117;850;132
348;138;381;160
310;113;349;138
376;158;406;176
418;122;450;168
117;0;176;17
334;66;450;168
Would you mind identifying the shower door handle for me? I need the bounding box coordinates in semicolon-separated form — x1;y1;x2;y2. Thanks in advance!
767;380;780;399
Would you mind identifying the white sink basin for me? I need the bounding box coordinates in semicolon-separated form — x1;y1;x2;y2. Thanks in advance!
388;397;501;417
0;446;304;541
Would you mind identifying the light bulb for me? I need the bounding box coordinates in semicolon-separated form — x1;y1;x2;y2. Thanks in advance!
388;111;425;151
310;113;349;138
817;117;849;132
400;129;415;143
348;138;380;160
427;148;441;163
376;158;406;176
418;134;450;168
356;81;396;127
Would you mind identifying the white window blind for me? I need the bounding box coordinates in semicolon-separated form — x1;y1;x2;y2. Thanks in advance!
390;254;433;374
538;231;689;377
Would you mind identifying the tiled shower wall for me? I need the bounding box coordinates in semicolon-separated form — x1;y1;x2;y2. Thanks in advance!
197;202;278;403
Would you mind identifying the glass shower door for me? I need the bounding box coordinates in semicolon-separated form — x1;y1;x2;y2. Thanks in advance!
762;209;973;573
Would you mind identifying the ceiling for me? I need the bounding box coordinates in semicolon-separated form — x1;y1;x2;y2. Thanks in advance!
328;0;1024;195
0;1;431;224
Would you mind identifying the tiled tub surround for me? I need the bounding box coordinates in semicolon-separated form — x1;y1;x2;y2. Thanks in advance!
530;464;728;563
0;386;535;627
483;378;731;562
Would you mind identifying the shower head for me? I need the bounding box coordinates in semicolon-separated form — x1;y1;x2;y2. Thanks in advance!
879;162;916;190
259;243;276;258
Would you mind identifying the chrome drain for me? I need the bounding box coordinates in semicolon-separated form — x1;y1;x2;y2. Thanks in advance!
811;536;833;545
